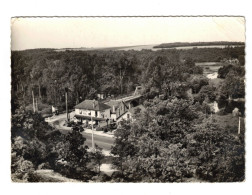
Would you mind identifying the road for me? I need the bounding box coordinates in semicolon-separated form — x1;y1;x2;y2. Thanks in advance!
59;129;114;151
47;112;115;151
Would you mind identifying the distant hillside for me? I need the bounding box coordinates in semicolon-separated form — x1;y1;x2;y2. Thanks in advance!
154;41;245;49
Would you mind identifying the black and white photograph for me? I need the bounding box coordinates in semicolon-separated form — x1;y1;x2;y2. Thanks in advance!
10;16;246;183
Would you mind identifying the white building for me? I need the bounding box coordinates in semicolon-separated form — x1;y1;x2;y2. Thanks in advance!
116;105;146;124
74;100;111;125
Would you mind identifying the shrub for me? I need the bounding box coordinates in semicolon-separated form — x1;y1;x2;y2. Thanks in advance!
103;128;108;133
38;162;51;170
92;172;111;182
96;126;103;131
217;108;227;115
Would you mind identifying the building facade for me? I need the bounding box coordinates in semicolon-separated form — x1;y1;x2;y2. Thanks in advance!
74;100;111;125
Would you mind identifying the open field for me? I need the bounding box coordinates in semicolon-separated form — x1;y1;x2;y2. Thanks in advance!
195;62;224;77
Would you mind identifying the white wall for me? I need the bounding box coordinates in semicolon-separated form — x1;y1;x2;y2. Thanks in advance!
75;108;80;115
117;111;132;123
75;109;97;117
75;108;111;119
111;113;117;121
100;109;111;119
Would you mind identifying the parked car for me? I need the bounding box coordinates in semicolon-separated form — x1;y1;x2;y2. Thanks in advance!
87;124;97;129
66;120;75;127
96;126;109;132
110;123;117;129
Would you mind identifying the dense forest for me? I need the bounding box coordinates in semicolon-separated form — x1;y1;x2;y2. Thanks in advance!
154;41;245;48
11;46;245;182
11;46;245;114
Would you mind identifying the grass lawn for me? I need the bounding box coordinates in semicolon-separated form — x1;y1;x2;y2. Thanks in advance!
212;113;245;135
209;78;223;89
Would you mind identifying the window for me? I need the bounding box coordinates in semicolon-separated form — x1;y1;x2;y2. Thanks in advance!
127;113;130;119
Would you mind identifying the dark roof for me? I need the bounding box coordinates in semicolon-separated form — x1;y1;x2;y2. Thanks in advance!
104;100;121;108
116;105;146;120
75;100;111;111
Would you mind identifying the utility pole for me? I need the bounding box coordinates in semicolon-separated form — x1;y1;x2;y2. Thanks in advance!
65;87;69;122
91;113;94;150
54;80;57;107
238;116;241;135
32;89;35;113
91;100;95;150
39;84;42;100
35;98;38;112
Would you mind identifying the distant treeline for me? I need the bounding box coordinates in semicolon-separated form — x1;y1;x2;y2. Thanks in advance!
154;41;245;48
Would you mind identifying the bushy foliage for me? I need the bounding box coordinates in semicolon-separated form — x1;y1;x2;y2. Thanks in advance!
11;46;245;182
11;109;93;182
141;56;200;99
90;145;105;175
191;120;245;182
188;75;209;94
11;110;52;166
111;98;199;182
220;70;245;99
111;98;245;182
11;110;54;181
218;65;234;79
195;85;217;104
218;64;245;79
12;47;239;112
53;126;91;180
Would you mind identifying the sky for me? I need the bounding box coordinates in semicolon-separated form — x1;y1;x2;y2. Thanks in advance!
11;17;245;50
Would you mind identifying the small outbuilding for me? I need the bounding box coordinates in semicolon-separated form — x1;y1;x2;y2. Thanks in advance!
116;105;146;124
